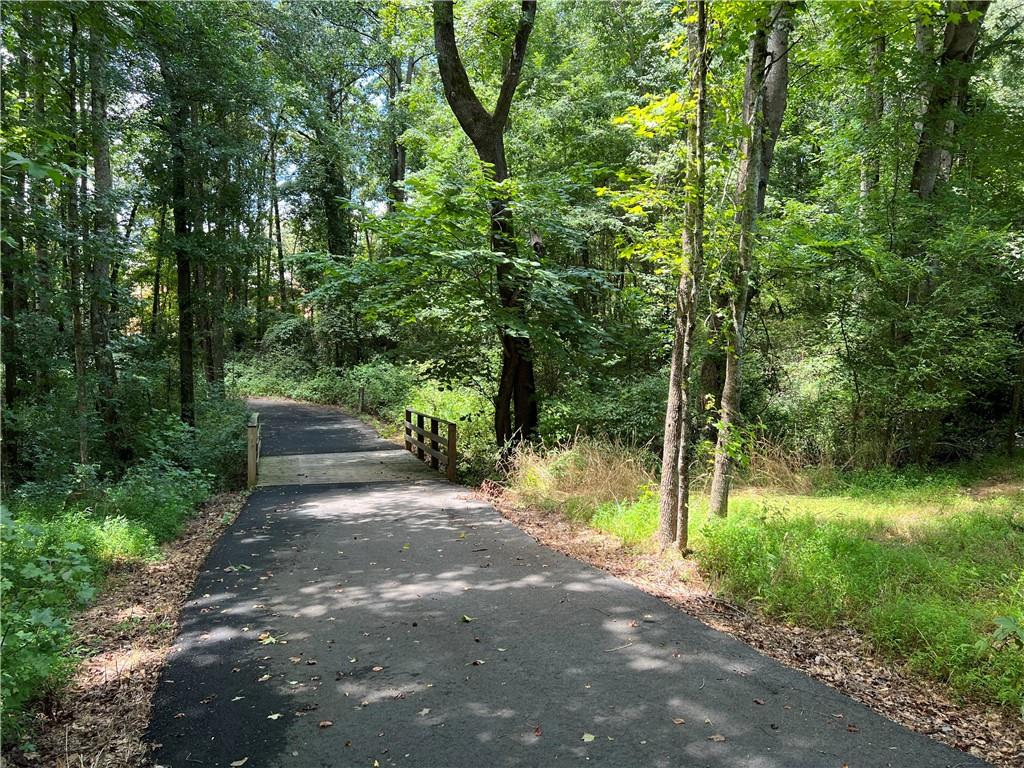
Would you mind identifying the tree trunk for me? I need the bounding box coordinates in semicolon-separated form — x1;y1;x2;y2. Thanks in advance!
322;156;351;258
0;44;22;416
270;125;288;308
68;14;90;462
387;57;415;211
709;5;779;518
860;34;885;200
1009;324;1024;456
160;62;196;425
433;0;539;448
212;265;226;387
658;0;707;551
88;13;119;438
152;206;166;337
910;1;990;200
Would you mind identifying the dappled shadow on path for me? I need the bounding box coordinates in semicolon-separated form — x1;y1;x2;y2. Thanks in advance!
147;481;986;768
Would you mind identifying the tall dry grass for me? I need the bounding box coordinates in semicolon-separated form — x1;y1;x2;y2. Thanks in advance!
504;436;656;521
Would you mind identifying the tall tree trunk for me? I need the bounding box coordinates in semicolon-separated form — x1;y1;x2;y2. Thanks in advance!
322;155;351;258
433;0;539;448
152;206;166;337
386;57;415;212
160;62;195;425
68;14;89;462
709;4;787;518
860;34;886;200
270;124;288;308
88;13;118;438
658;0;707;551
212;264;226;387
910;1;990;200
1009;324;1024;456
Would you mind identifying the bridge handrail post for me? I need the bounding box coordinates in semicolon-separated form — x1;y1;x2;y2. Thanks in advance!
247;412;261;488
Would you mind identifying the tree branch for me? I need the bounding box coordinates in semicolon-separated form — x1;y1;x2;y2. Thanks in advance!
492;1;537;128
433;0;493;143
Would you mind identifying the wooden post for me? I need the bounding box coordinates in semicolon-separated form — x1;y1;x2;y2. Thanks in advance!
430;417;440;469
446;422;457;482
405;408;412;452
247;413;260;488
358;385;365;414
416;412;425;461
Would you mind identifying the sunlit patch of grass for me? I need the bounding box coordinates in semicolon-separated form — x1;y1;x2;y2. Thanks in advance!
505;440;1024;714
506;437;655;521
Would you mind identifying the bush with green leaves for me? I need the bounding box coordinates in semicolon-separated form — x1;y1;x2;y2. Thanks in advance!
0;509;97;735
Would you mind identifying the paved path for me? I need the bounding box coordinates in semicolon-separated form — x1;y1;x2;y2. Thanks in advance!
148;399;986;768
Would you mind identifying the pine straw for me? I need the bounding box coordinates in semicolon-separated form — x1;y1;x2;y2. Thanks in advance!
3;491;247;768
479;480;1024;768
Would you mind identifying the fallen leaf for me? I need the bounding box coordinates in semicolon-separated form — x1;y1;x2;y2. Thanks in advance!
418;708;431;716
372;666;384;672
318;720;334;728
289;656;302;664
461;615;475;623
754;698;765;705
230;760;248;768
231;696;245;702
267;713;282;720
672;718;685;725
581;733;595;742
708;734;726;743
533;723;543;737
257;674;271;682
471;659;485;666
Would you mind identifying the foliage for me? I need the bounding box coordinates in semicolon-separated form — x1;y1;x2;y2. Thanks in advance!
509;437;1024;715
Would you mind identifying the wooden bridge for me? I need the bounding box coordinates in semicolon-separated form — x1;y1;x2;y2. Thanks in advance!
246;398;457;488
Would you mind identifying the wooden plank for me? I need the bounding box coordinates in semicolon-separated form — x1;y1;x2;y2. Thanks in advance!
416;413;425;461
405;434;448;464
407;410;456;428
404;421;447;443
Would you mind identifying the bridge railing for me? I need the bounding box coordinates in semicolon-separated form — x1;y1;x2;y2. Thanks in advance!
404;409;457;482
247;412;262;488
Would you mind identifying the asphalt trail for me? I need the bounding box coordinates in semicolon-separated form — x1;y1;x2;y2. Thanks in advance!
147;400;986;768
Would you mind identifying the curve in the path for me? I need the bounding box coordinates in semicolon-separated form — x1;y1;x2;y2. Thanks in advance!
146;400;988;768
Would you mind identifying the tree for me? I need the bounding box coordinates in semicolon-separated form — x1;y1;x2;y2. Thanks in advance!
911;1;991;200
433;0;539;448
708;2;793;518
658;0;707;551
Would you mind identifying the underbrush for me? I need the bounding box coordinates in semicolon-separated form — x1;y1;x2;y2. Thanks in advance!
1;396;245;739
505;438;1024;715
228;356;497;481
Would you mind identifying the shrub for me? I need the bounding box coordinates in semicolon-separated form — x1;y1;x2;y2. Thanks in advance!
0;509;97;735
98;460;212;542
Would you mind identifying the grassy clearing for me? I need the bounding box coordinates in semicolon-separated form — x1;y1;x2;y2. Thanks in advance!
505;438;1024;715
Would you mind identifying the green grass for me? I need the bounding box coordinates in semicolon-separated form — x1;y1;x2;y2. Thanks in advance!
510;444;1024;716
1;461;215;740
